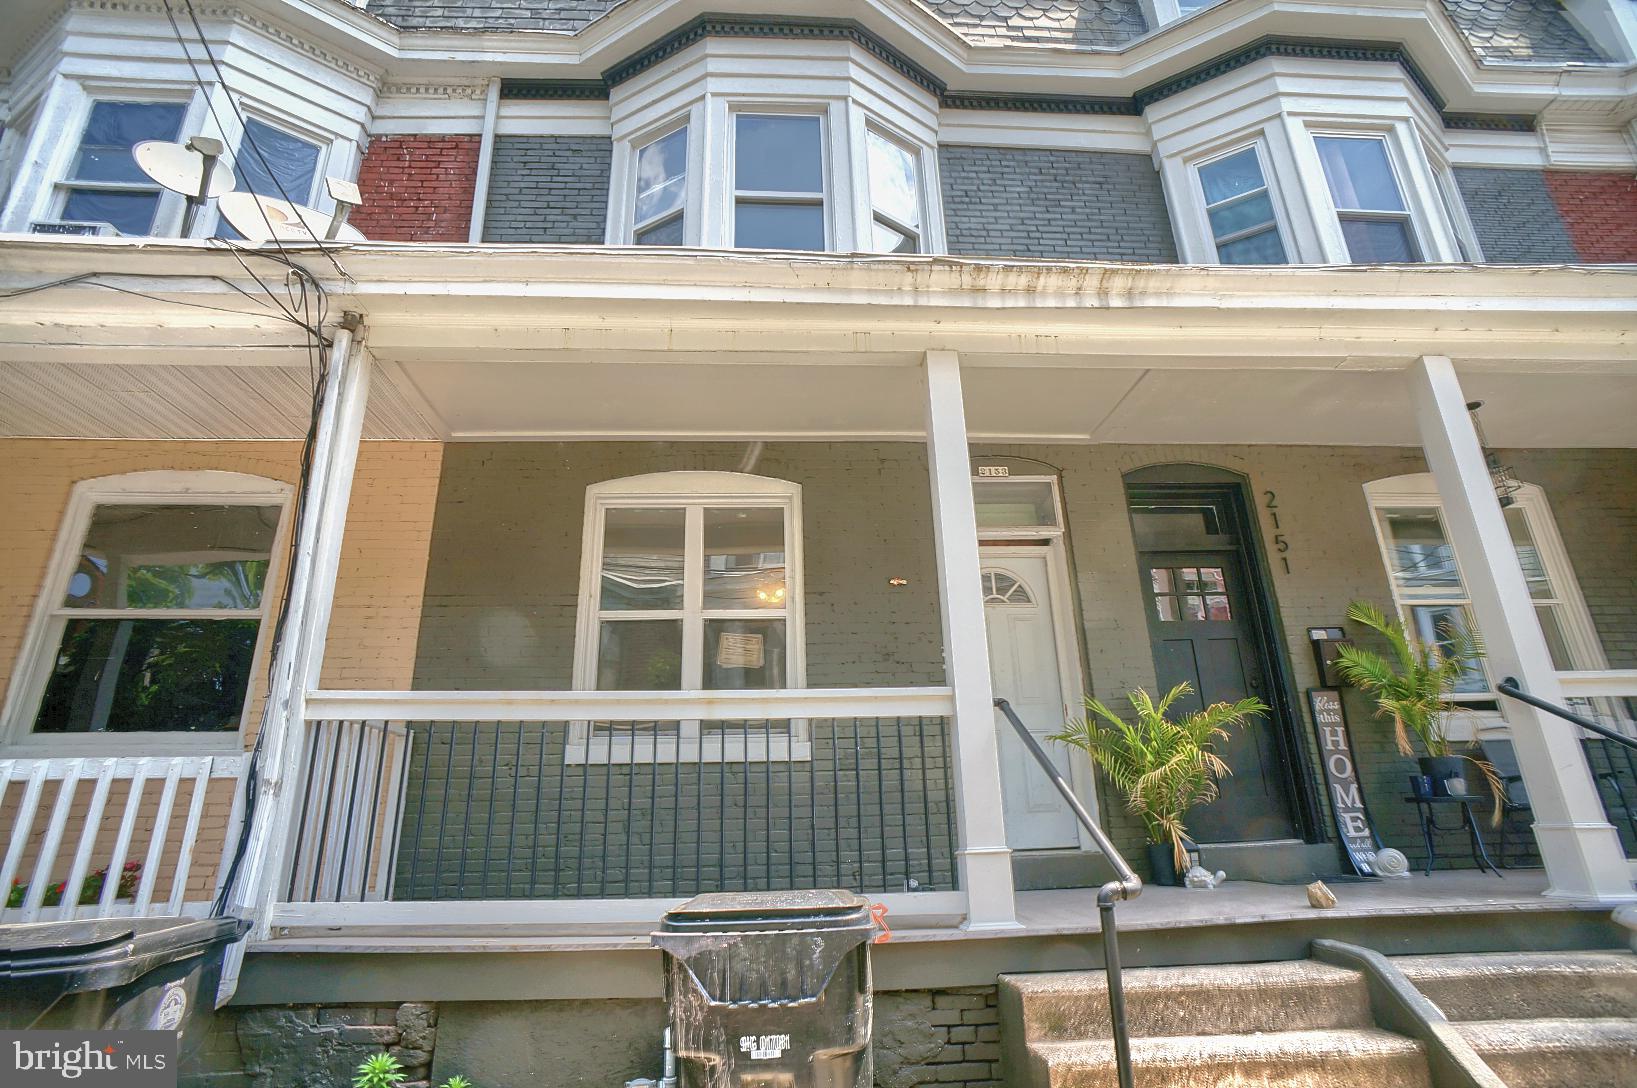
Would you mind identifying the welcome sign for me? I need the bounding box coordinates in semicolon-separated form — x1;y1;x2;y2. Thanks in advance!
1307;688;1382;877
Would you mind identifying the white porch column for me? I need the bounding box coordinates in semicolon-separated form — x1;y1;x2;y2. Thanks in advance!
923;349;1021;930
223;316;372;961
1410;355;1632;902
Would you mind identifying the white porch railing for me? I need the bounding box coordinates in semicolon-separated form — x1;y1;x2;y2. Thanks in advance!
0;755;245;923
265;687;965;936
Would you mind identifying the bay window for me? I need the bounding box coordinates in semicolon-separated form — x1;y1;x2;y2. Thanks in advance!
1314;135;1420;263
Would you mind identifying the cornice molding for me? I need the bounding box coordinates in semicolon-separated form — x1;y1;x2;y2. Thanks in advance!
1442;112;1536;132
1133;36;1444;112
381;80;491;100
939;91;1138;116
501;79;611;100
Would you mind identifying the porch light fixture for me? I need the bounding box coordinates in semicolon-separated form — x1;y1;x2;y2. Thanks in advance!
1464;401;1521;508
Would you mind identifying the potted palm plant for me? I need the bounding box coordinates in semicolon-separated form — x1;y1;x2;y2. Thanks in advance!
1332;600;1500;807
1053;684;1267;886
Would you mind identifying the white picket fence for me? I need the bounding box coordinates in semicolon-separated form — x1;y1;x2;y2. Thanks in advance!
0;755;245;923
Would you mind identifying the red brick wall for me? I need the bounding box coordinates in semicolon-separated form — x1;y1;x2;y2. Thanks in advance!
1544;170;1637;263
350;134;480;242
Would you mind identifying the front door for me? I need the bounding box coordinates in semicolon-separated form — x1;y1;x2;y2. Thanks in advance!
1130;494;1300;843
983;551;1080;849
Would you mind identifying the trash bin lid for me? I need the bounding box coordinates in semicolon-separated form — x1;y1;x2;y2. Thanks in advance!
660;890;872;933
0;916;248;992
0;919;135;956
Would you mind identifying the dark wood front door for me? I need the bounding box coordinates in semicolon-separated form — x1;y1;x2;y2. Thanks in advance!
1131;494;1300;843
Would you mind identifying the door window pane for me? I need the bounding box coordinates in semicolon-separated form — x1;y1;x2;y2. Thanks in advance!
600;508;685;610
67;504;277;609
34;618;259;733
1379;509;1460;593
597;620;683;689
735;115;822;193
703;507;785;608
235;119;321;204
634;126;687;242
867;130;920;253
1314;137;1406;212
705;619;785;690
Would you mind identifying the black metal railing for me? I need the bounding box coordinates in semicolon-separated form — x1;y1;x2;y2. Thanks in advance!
286;716;960;903
1496;678;1637;752
994;697;1141;1088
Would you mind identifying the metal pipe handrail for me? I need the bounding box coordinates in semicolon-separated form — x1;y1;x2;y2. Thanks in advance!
1496;678;1637;752
994;697;1141;1088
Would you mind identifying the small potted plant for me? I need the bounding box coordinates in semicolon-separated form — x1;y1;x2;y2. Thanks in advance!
1053;683;1266;886
1332;600;1500;807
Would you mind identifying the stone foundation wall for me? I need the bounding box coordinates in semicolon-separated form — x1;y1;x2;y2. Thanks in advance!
875;987;1004;1088
185;1003;440;1088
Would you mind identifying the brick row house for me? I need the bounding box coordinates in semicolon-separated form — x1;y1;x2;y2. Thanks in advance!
1;0;1635;1085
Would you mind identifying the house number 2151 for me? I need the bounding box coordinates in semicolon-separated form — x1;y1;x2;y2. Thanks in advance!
1264;490;1291;574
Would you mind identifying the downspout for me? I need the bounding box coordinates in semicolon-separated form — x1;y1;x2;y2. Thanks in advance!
468;77;501;243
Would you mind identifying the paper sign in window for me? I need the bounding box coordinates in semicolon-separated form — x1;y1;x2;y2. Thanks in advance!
716;632;765;669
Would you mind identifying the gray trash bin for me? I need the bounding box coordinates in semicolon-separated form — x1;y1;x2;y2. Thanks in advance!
654;890;876;1088
0;915;247;1060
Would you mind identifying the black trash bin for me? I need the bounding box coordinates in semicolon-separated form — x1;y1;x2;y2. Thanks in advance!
654;890;876;1088
0;915;248;1059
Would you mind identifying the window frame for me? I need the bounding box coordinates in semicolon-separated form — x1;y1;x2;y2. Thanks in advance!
1309;131;1424;263
1191;140;1291;265
52;96;192;236
0;470;294;756
571;471;807;763
728;107;831;252
209;110;331;238
862;123;924;255
630;118;691;246
1363;473;1610;737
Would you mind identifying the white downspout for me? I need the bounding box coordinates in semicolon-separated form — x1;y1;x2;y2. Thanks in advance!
468;78;502;243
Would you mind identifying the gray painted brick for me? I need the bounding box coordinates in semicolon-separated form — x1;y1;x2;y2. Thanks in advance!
938;145;1177;263
1452;167;1579;264
482;136;612;244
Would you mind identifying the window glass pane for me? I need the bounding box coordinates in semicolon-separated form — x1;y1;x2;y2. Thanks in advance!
600;508;685;610
735;115;822;194
1408;605;1487;693
1504;507;1554;600
1150;568;1173;593
704;618;786;690
703;507;786;609
234;119;321;203
1154;595;1177;622
973;480;1058;528
1216;229;1287;265
635;126;687;226
1181;595;1206;622
1536;605;1575;671
1314;136;1406;212
597;620;682;689
1207;191;1277;239
67;505;278;610
71;102;186;183
33;617;258;733
872;219;917;254
734;202;824;251
1205;595;1232;620
60;190;163;236
1198;148;1265;205
1380;509;1460;593
634;215;685;246
866;130;920;233
1340;218;1417;263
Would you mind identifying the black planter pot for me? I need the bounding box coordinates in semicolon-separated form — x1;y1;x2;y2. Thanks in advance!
1420;755;1468;796
1147;842;1181;887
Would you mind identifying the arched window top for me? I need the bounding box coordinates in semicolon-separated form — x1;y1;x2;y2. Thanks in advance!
586;471;800;502
981;569;1034;605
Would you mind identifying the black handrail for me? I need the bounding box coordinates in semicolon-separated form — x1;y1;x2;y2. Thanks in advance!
994;697;1141;1088
1496;678;1637;752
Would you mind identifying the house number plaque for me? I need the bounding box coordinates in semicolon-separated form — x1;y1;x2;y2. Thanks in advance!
1308;687;1383;877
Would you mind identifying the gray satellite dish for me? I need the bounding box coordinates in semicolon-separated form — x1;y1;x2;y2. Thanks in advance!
134;140;236;199
217;191;366;244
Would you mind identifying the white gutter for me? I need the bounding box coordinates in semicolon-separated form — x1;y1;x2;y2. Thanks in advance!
466;78;501;244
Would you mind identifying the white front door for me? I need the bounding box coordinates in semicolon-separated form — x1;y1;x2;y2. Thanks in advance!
983;552;1080;849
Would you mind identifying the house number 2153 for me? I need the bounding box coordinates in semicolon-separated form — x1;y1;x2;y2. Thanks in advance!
1264;490;1291;574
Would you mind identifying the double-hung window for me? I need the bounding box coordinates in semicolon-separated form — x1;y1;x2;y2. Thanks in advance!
1314;135;1420;263
7;473;289;747
233;118;321;206
732;114;825;251
1196;145;1287;264
575;473;805;760
632;125;688;245
60;101;187;235
865;129;921;254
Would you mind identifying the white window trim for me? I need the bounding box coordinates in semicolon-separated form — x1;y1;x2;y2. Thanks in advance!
0;470;294;757
1301;124;1444;264
1190;138;1292;265
856;120;929;255
726;104;833;252
570;471;807;764
628;116;692;245
971;474;1066;540
1363;473;1609;740
47;88;202;236
205;108;335;238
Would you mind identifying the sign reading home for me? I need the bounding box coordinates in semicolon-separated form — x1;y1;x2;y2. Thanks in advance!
1307;688;1382;877
3;1032;177;1088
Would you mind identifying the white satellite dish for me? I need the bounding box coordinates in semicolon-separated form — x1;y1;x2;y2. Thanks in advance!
134;140;236;199
217;191;366;244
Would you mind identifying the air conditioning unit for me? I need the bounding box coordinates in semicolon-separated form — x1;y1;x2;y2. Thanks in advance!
30;220;117;236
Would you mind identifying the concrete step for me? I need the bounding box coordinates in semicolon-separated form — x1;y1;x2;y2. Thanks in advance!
1457;1017;1637;1088
1030;1028;1432;1088
1392;950;1637;1021
1000;960;1373;1042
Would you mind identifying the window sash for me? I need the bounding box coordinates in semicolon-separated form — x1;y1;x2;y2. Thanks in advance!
1196;144;1287;263
633;124;688;237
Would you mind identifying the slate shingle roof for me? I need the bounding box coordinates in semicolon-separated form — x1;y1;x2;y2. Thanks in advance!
365;0;1607;66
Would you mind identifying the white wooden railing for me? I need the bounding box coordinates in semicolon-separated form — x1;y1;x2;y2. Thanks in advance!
0;755;245;923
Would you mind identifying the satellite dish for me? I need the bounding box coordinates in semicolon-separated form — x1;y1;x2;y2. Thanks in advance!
134;140;235;199
217;191;366;244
